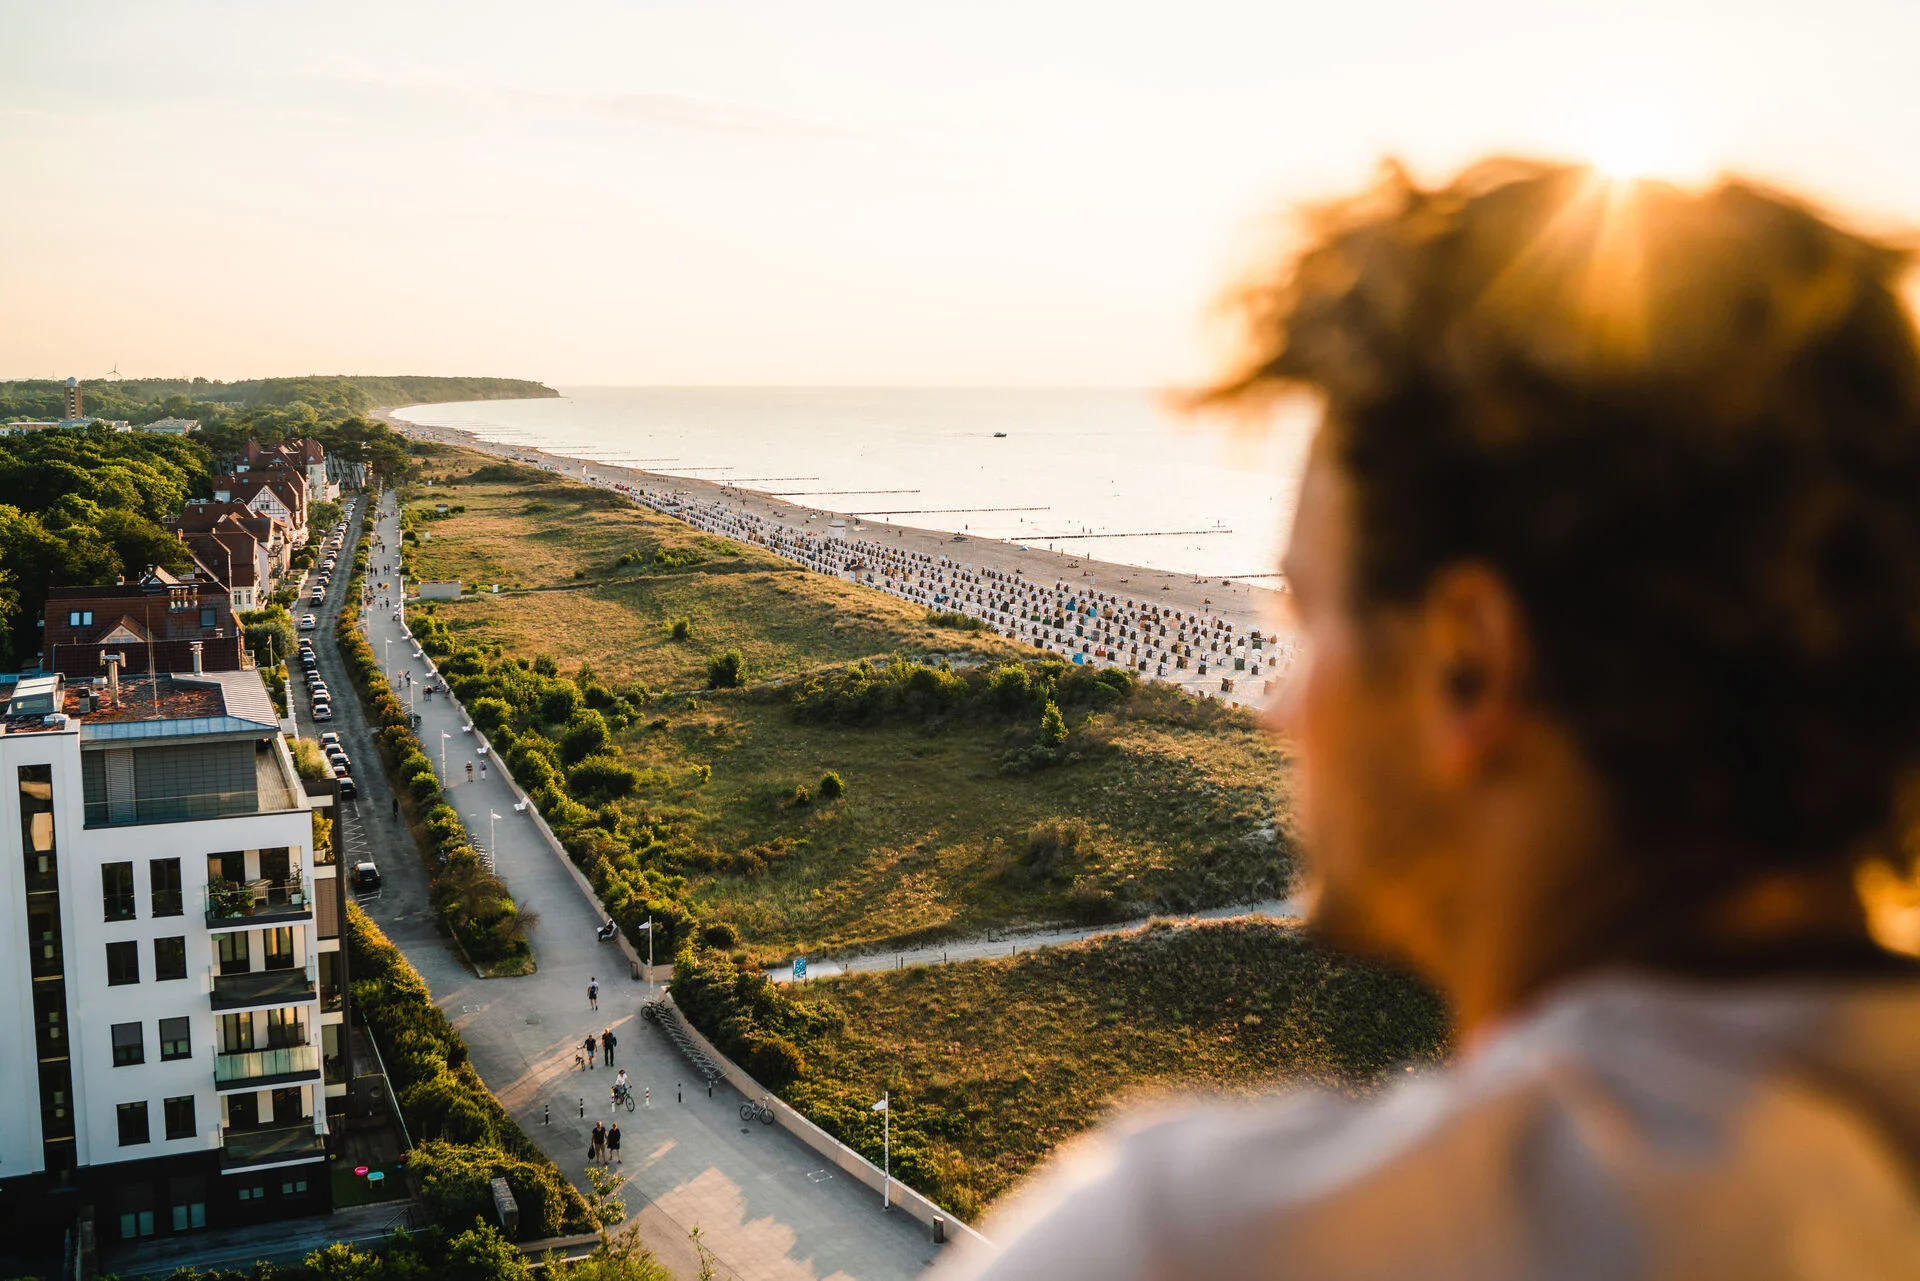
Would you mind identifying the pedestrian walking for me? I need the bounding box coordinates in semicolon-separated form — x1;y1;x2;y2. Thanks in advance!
608;1123;622;1165
588;977;599;1010
601;1028;616;1065
590;1121;606;1166
583;1034;597;1069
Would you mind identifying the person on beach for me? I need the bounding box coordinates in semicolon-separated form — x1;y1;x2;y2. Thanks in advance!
937;160;1920;1281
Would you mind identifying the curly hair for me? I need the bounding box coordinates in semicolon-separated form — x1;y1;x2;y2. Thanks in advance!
1204;159;1920;874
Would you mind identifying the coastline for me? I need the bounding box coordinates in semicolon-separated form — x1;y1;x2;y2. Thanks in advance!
376;407;1295;706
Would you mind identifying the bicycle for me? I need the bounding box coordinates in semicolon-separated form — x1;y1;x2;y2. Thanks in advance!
739;1096;776;1125
612;1085;636;1113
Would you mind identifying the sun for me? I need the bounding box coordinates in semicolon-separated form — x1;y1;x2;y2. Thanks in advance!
1571;88;1709;184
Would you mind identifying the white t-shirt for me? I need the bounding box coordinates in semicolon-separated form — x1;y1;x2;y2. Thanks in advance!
933;975;1920;1281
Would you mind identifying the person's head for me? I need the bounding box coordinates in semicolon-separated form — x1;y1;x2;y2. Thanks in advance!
1203;160;1920;1022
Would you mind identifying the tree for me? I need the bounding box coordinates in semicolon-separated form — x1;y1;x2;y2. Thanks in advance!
442;1222;530;1281
1037;700;1068;749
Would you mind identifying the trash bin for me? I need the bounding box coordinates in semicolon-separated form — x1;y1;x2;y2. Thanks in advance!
931;1215;947;1244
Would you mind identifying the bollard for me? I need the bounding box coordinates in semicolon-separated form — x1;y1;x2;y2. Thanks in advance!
579;1097;584;1119
678;1083;683;1103
544;1103;550;1126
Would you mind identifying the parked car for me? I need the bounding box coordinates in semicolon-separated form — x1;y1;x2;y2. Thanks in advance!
337;776;357;800
352;860;381;892
313;705;333;722
320;731;340;747
299;614;317;631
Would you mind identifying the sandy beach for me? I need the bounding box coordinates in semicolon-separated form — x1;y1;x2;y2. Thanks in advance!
380;410;1296;707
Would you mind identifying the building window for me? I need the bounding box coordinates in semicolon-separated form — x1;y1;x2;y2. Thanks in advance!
280;1177;308;1196
200;608;217;628
106;940;140;986
68;610;93;627
111;1021;144;1067
168;1175;206;1231
159;1016;192;1061
263;927;295;971
164;1095;196;1141
236;1181;265;1202
117;1184;155;1241
102;861;136;921
216;930;249;975
116;1101;149;1146
155;936;187;981
150;858;183;917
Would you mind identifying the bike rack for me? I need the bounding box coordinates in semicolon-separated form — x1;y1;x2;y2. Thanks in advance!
640;998;723;1085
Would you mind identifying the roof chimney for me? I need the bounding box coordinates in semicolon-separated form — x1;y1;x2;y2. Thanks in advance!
100;651;124;705
190;641;204;675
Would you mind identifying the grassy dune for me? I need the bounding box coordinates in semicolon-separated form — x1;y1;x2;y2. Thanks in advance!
402;450;1294;956
758;918;1451;1219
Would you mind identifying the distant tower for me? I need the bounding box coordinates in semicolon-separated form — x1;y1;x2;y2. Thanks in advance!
64;377;81;421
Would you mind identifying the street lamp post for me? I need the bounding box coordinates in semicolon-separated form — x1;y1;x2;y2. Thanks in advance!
440;731;451;781
872;1093;891;1209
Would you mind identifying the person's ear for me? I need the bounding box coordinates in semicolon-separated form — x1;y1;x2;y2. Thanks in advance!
1420;563;1529;784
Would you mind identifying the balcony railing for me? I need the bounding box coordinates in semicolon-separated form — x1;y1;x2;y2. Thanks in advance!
215;1043;319;1088
85;788;263;829
206;877;310;928
210;968;316;1011
220;1121;323;1170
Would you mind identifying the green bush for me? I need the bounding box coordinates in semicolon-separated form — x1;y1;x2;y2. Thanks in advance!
791;784;812;806
470;697;512;731
699;920;740;950
818;770;845;800
747;1033;807;1088
409;770;443;804
705;648;747;689
668;617;691;642
559;708;611;764
539;683;582;724
567;754;641;801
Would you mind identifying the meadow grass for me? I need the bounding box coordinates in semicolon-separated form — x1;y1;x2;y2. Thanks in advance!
779;917;1450;1219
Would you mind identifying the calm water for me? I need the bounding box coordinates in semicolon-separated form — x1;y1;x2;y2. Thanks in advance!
393;388;1313;580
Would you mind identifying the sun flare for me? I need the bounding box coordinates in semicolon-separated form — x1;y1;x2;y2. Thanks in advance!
1573;89;1710;184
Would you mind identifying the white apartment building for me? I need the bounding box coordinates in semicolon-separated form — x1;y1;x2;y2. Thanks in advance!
0;670;349;1256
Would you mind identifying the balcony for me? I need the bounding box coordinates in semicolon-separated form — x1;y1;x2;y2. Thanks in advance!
214;1043;320;1090
220;1121;324;1171
206;878;311;930
211;969;316;1011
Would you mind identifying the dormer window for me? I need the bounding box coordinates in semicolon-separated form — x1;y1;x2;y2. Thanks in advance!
68;610;93;627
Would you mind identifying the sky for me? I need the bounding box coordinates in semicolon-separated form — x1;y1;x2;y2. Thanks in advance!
1;1;1915;387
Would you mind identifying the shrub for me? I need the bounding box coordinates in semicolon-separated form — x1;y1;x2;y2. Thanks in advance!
1036;700;1068;748
747;1034;807;1088
559;708;612;764
706;648;746;689
470;697;512;731
699;920;740;950
568;754;640;802
539;683;582;724
409;771;443;804
669;618;691;642
532;654;559;677
818;770;845;800
791;784;812;806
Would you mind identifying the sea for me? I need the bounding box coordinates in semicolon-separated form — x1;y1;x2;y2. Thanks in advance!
392;387;1315;582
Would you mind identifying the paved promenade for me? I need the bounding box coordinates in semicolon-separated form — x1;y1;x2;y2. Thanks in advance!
322;492;942;1281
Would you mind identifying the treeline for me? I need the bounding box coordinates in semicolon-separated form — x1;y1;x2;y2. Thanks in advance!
0;374;555;425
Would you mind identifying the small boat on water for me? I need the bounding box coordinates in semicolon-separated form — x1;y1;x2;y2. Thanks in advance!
993;432;1008;438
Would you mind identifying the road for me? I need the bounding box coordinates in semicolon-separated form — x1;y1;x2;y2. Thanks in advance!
312;490;942;1281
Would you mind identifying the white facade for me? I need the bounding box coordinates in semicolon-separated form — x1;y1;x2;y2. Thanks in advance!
0;671;341;1241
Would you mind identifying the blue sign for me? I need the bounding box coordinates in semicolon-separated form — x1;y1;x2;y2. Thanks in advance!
792;957;807;979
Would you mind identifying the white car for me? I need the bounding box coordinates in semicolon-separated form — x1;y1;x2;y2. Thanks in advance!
299;614;317;631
